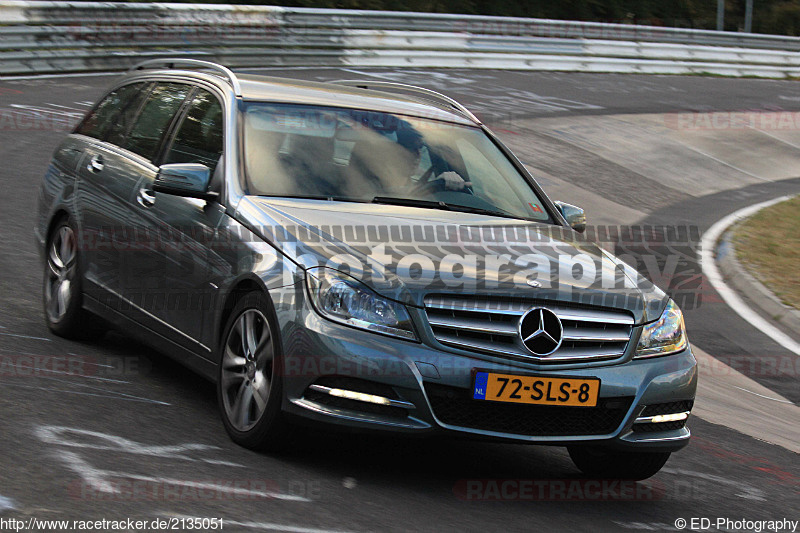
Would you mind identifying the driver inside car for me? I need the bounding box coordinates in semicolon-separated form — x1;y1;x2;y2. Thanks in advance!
395;128;472;193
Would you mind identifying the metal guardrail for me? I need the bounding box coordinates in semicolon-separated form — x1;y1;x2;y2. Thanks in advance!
2;1;800;77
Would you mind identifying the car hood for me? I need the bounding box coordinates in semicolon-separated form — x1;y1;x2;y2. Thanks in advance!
236;196;669;324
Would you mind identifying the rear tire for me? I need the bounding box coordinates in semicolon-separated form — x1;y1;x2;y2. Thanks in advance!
217;290;294;451
43;217;106;340
568;446;671;480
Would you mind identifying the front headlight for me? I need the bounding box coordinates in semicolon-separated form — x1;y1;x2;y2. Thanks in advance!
634;300;688;358
305;267;417;341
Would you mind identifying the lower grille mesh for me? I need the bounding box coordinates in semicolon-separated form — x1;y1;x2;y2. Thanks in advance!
425;383;633;437
640;400;693;417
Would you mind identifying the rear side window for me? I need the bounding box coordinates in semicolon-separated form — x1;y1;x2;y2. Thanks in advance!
75;83;146;140
123;83;191;162
163;88;224;172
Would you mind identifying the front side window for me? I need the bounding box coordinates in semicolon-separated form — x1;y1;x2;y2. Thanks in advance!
123;83;191;162
75;83;146;140
243;103;552;223
163;88;224;172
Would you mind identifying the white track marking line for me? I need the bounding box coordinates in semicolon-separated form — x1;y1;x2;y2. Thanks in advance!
0;72;122;81
27;367;130;383
1;67;326;82
692;346;800;453
680;144;770;182
116;476;310;502
339;68;399;80
3;382;170;405
38;427;301;501
36;426;242;467
0;495;15;512
0;349;116;368
660;468;766;501
240;66;343;71
59;450;118;493
44;103;89;112
9;104;82;114
749;126;800;151
700;194;800;356
34;375;169;404
731;385;795;404
7;104;84;119
0;332;51;341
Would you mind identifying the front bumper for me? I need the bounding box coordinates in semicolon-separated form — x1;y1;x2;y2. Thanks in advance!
276;286;697;453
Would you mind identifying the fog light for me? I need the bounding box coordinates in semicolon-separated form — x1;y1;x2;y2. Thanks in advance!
635;411;690;424
308;384;414;409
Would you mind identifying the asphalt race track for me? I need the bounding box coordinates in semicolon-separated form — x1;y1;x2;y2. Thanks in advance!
0;69;798;532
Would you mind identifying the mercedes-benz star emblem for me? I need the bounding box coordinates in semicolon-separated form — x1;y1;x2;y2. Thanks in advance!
518;308;563;356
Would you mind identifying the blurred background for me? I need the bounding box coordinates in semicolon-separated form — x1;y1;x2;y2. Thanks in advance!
103;0;800;36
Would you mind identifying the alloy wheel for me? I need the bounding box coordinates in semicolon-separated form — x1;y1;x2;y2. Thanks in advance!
45;225;77;323
220;309;274;432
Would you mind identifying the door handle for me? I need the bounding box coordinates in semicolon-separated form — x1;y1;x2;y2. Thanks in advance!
87;154;104;173
137;187;156;208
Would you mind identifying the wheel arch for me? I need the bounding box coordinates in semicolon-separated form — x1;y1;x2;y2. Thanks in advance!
216;275;280;358
45;208;71;244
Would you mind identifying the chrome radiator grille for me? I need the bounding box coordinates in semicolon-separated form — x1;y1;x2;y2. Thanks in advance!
423;295;634;363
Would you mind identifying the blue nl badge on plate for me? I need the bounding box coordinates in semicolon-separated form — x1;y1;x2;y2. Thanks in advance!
473;372;488;400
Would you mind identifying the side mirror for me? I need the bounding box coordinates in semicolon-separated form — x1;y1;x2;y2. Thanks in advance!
554;201;586;233
153;163;217;201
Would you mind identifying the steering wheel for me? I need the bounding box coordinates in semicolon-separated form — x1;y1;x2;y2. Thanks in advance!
409;171;474;196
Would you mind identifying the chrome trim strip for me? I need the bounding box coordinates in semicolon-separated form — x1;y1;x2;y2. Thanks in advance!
308;384;416;409
629;428;692;442
291;399;429;429
555;310;634;325
424;297;635;325
562;327;632;342
435;335;623;362
91;279;211;352
427;316;517;336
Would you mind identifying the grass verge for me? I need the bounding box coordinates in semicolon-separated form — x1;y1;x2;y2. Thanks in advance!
734;195;800;310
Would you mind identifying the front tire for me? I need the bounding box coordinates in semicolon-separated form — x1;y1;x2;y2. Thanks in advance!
217;290;293;451
568;446;671;480
43;217;105;340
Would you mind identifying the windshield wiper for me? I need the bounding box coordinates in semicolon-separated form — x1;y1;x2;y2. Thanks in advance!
371;196;525;221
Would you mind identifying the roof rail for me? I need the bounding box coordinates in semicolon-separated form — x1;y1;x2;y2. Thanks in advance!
332;80;481;125
128;59;242;97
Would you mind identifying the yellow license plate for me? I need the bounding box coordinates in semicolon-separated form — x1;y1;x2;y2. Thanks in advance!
473;372;600;407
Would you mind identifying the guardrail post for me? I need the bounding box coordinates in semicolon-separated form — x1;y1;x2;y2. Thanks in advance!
744;0;753;33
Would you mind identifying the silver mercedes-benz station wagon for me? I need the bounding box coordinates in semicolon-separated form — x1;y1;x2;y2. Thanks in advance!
36;59;696;480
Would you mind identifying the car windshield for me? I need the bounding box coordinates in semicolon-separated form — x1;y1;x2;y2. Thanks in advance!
242;102;552;222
